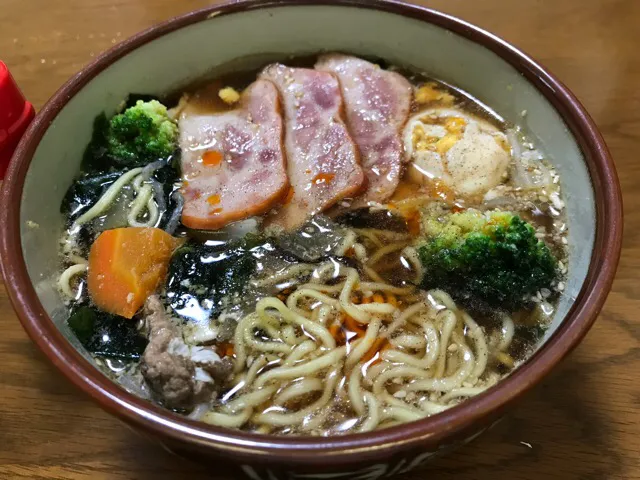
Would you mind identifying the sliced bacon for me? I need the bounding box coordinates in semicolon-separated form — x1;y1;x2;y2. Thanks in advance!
260;64;365;230
178;80;288;230
316;54;412;205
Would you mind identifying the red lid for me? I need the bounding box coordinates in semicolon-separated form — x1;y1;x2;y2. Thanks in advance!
0;61;35;179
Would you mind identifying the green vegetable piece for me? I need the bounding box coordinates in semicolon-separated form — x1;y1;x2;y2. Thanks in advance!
417;210;559;312
166;236;271;320
67;306;148;360
107;100;178;166
81;99;178;173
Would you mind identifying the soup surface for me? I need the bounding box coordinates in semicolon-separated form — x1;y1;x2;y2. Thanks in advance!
58;54;567;435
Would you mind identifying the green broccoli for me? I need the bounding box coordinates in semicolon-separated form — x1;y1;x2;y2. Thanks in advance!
106;99;178;166
417;209;559;312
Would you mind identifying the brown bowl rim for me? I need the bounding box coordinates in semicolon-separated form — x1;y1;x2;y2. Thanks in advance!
0;0;623;464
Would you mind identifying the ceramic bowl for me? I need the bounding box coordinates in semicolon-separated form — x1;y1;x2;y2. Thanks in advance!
0;1;622;478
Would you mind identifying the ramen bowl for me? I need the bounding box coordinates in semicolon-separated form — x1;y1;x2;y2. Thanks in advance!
0;1;622;478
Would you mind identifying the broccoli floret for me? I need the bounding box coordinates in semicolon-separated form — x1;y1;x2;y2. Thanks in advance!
417;209;559;312
106;100;178;166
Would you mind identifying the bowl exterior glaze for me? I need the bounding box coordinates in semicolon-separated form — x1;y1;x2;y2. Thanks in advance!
0;1;622;478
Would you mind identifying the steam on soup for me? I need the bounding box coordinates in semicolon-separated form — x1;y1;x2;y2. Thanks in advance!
58;54;567;435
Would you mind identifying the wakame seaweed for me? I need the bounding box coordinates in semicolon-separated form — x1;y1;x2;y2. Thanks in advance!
166;235;271;320
336;207;409;233
61;169;126;220
62;154;180;227
81;113;114;174
67;305;148;360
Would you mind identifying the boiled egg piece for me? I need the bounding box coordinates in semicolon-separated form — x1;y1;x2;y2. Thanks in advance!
404;108;510;196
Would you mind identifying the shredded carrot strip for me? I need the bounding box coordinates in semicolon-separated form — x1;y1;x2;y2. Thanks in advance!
329;323;345;345
385;293;398;307
362;338;388;364
361;296;372;304
372;293;385;304
343;314;366;337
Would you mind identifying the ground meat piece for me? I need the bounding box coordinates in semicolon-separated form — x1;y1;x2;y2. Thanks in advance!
140;296;197;409
140;296;232;409
206;356;234;381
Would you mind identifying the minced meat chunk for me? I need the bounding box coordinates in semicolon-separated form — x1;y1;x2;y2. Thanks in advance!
140;296;232;409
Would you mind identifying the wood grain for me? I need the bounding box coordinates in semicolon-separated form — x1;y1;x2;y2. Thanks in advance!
1;0;639;478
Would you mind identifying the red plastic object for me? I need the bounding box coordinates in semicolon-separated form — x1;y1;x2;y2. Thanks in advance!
0;61;35;179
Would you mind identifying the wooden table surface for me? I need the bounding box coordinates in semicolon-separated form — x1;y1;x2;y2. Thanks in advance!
1;0;639;478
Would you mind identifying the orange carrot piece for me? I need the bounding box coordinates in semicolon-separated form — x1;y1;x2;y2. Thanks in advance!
372;293;385;304
343;314;366;337
87;227;182;319
362;338;388;364
329;323;345;345
385;293;398;307
329;323;341;337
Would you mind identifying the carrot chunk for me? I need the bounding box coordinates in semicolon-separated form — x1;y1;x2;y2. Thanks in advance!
87;227;181;318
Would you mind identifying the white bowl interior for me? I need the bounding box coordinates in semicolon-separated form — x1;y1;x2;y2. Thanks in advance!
19;5;593;358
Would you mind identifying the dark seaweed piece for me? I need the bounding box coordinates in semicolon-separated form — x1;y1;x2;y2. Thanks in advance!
67;305;147;360
81;113;114;174
514;324;547;344
61;151;181;233
154;150;182;231
508;324;548;361
276;215;346;261
336;208;408;233
61;169;126;220
166;235;273;321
